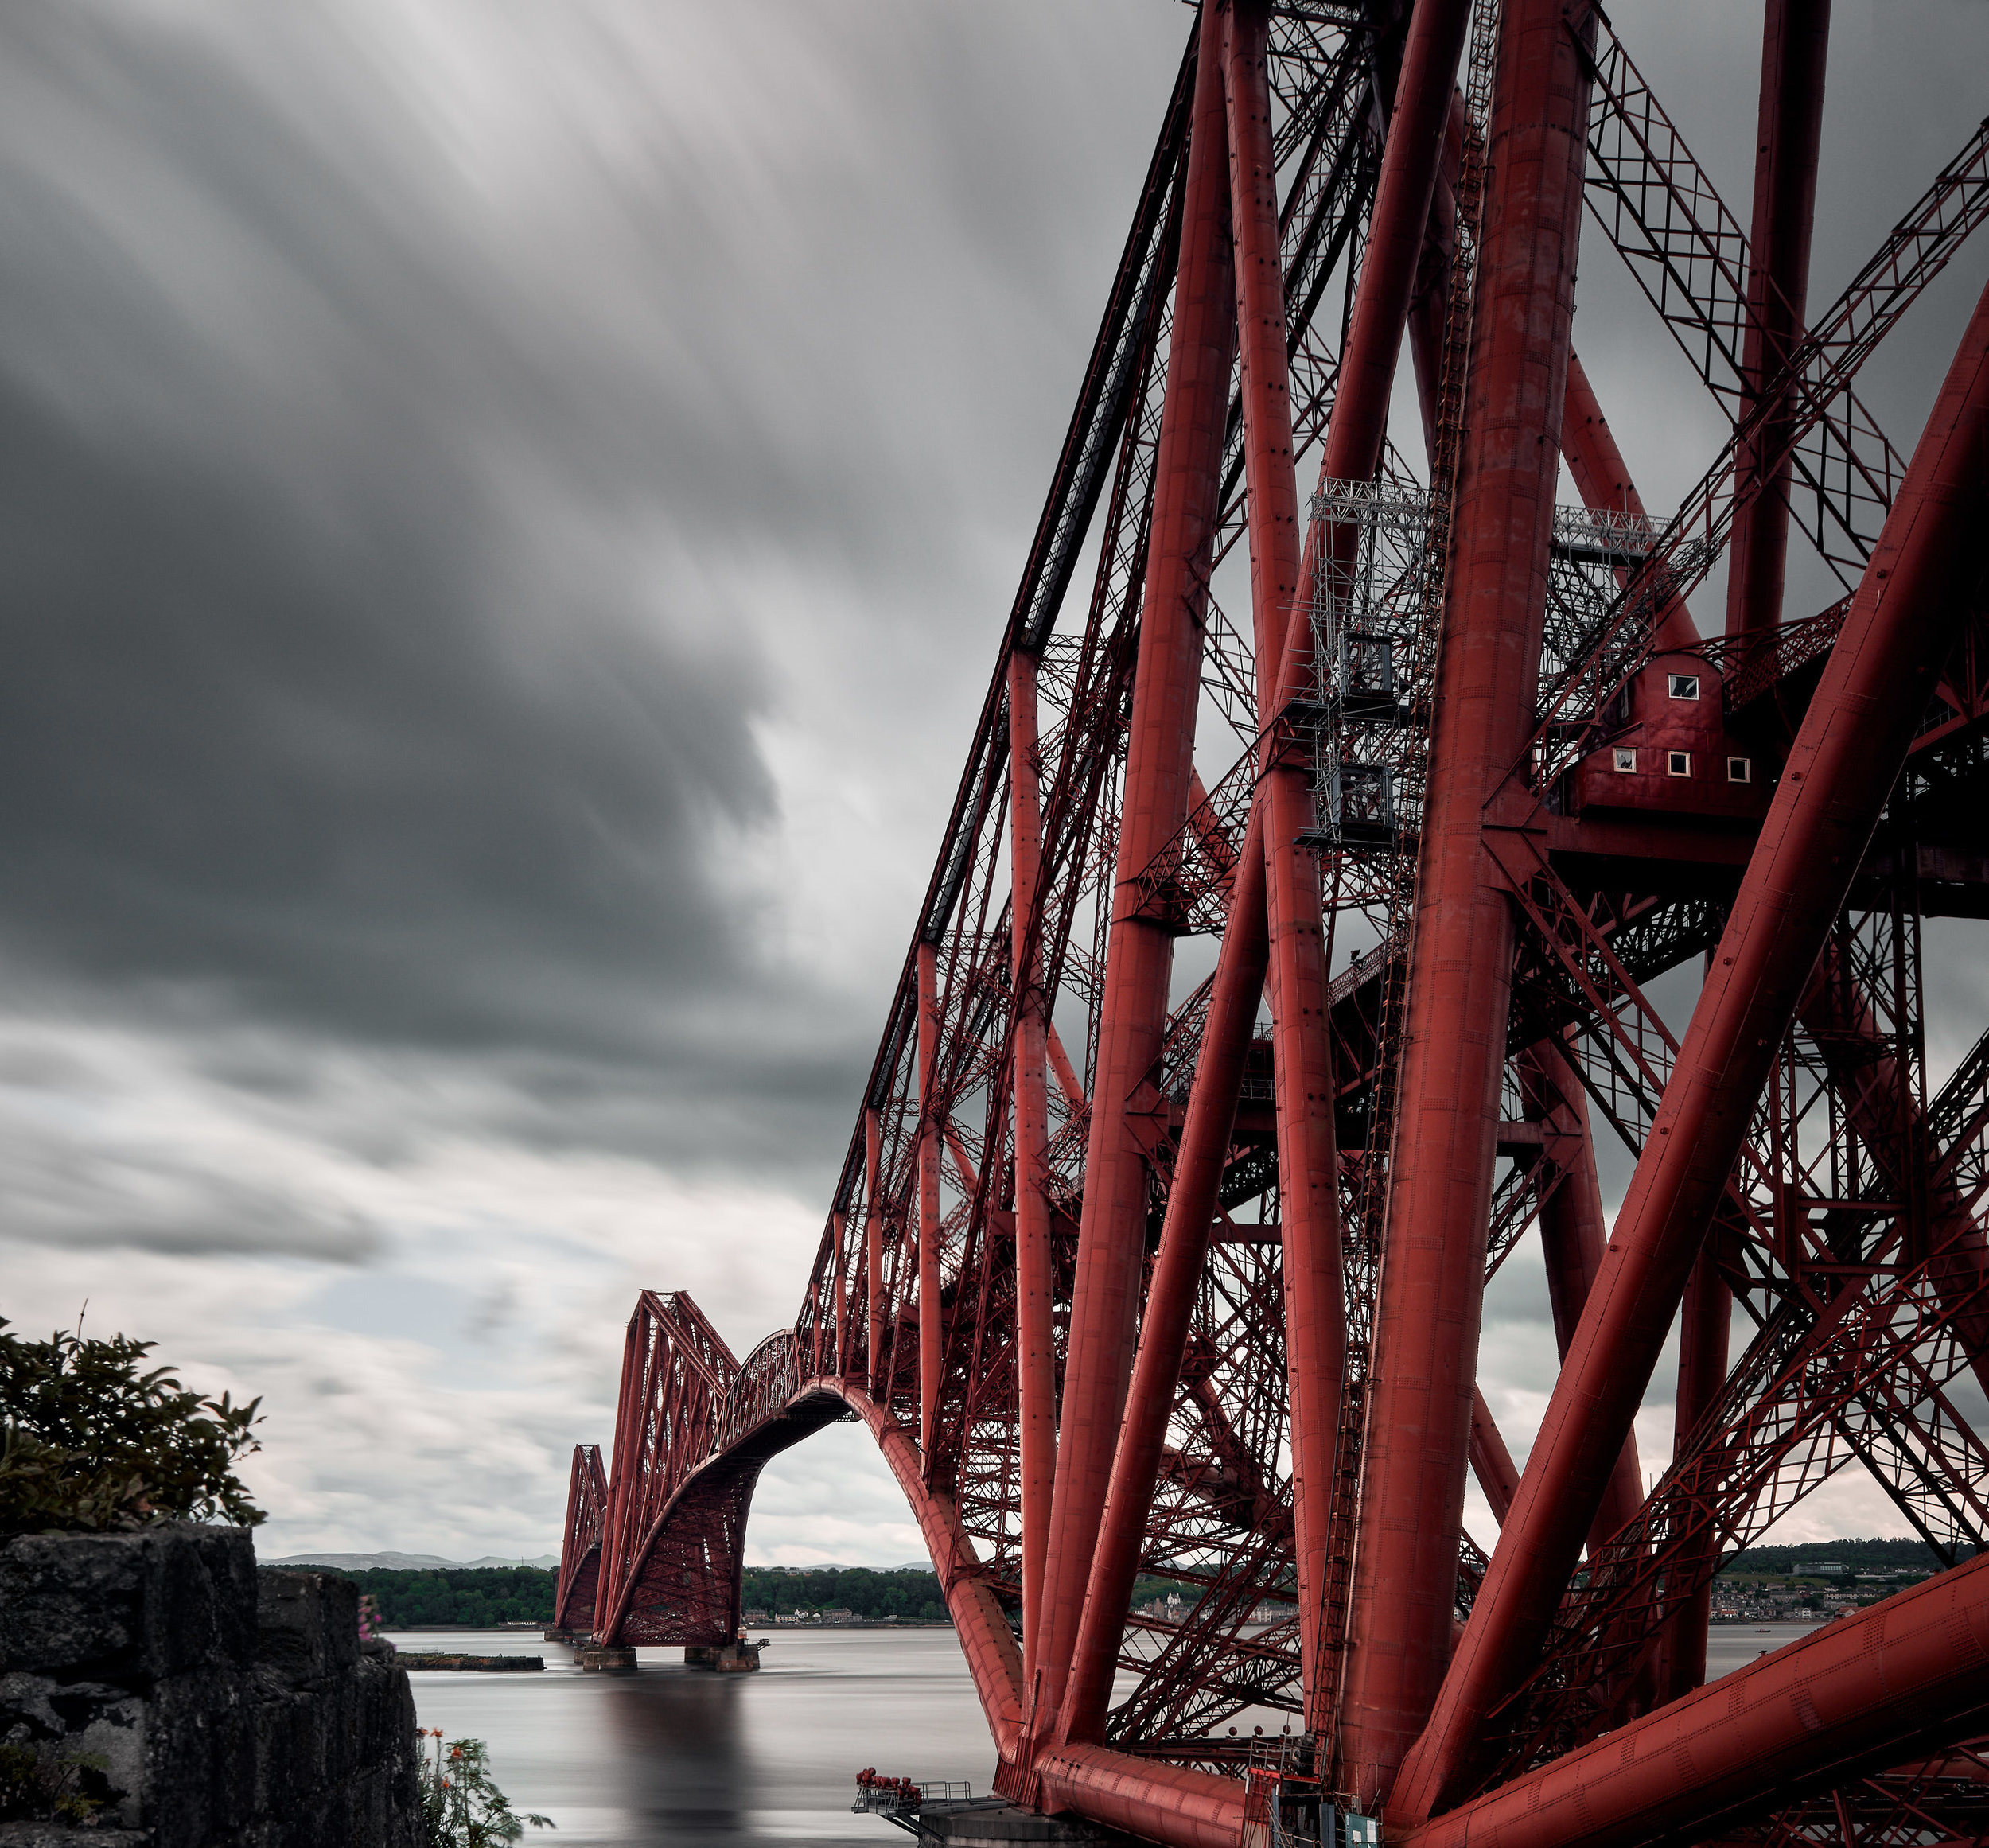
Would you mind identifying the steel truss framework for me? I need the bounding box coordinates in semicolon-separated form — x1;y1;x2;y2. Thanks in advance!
561;3;1989;1844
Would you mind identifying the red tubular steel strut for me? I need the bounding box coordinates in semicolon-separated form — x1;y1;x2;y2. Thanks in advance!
864;1106;883;1389
1562;351;1699;651
1402;1551;1989;1848
1726;0;1832;640
917;940;943;1455
1467;1387;1520;1524
1520;1037;1646;1557
1395;273;1989;1824
1224;0;1347;1740
1337;0;1597;1808
1059;805;1271;1745
1006;650;1058;1681
1028;0;1236;1746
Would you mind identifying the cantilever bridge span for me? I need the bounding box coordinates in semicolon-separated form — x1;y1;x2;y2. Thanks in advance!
559;2;1989;1843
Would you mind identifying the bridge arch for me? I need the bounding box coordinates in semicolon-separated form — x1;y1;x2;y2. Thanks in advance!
562;1295;1026;1757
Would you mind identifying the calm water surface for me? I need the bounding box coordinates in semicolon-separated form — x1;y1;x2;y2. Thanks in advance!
393;1628;993;1847
396;1620;1827;1843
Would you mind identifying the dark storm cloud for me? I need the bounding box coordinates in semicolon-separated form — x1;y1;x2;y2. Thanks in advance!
0;6;772;1048
0;0;1185;1214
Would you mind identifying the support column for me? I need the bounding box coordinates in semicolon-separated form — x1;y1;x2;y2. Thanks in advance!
1224;0;1348;1734
1658;1248;1731;1698
832;1210;850;1377
1563;352;1699;651
865;1106;884;1389
1468;1388;1518;1524
1402;1551;1989;1848
1029;0;1235;1739
1006;649;1058;1678
917;941;944;1455
1337;0;1596;1807
1394;274;1989;1824
1059;808;1271;1744
1726;0;1831;639
1523;1037;1645;1554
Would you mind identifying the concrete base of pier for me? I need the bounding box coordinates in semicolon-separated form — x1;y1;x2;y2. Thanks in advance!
684;1640;763;1671
575;1644;637;1672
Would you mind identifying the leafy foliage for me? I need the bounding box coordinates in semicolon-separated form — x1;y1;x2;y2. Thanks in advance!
342;1567;556;1628
0;1741;111;1824
420;1732;551;1846
0;1316;263;1537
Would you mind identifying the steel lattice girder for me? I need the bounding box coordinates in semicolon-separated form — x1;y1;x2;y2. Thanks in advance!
558;3;1989;1846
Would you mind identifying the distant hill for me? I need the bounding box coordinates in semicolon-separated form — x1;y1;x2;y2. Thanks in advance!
268;1550;560;1573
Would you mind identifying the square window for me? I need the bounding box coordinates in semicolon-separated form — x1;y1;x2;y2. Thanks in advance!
1667;750;1691;776
1668;673;1700;701
1613;747;1637;773
1727;756;1752;784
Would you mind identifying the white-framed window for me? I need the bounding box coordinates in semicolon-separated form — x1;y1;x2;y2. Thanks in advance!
1668;673;1700;701
1727;756;1752;784
1613;747;1637;773
1667;749;1691;776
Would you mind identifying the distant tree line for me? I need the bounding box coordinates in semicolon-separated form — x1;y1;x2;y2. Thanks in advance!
741;1567;950;1621
1722;1538;1957;1577
334;1566;555;1627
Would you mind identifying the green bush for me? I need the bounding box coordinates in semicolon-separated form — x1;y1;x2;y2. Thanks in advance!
0;1316;263;1537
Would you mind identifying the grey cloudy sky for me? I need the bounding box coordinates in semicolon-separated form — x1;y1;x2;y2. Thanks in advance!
2;0;1985;1564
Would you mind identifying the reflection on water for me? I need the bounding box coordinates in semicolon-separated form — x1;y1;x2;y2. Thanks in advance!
1707;1620;1831;1681
391;1628;994;1846
396;1617;1829;1842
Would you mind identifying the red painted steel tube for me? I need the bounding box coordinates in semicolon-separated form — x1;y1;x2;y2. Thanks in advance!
1224;0;1346;1734
1336;0;1596;1806
826;1380;1026;1758
1309;0;1466;612
865;1105;883;1388
1796;953;1989;1399
1392;274;1989;1824
1056;0;1464;1721
1468;1387;1518;1525
917;940;942;1454
1058;804;1270;1744
1037;1743;1244;1848
1006;648;1058;1679
1401;1551;1989;1848
1522;1037;1645;1554
1658;1247;1731;1699
1030;0;1235;1736
1404;93;1463;464
831;1210;850;1377
1726;0;1831;639
1045;1021;1086;1114
1563;351;1699;651
819;1201;843;1376
1326;0;1472;490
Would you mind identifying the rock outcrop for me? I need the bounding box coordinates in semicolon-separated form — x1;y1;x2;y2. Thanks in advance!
0;1524;420;1847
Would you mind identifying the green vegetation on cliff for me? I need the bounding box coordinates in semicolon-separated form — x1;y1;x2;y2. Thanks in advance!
0;1315;263;1537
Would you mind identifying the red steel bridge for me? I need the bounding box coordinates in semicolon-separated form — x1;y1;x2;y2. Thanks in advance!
555;2;1989;1842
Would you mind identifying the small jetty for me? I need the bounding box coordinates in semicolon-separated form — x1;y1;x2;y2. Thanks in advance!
397;1652;545;1672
